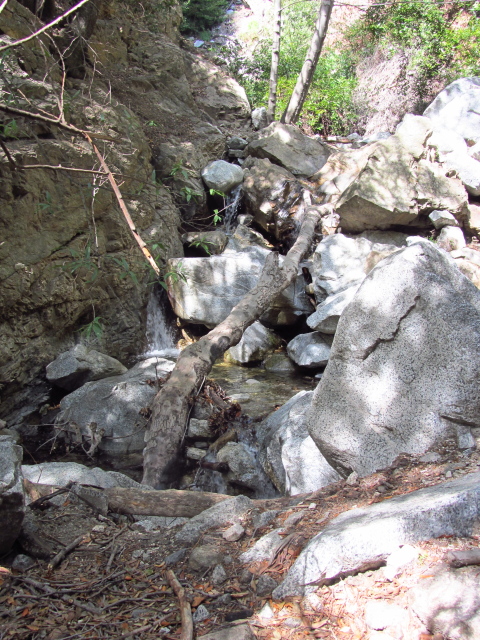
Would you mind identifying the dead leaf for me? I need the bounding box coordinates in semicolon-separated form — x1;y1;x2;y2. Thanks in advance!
21;608;30;617
192;596;205;607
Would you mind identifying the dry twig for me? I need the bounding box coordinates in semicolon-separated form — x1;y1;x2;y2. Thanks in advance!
166;570;193;640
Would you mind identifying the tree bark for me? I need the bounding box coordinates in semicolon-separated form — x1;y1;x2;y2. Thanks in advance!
281;0;334;125
267;0;282;122
142;201;327;488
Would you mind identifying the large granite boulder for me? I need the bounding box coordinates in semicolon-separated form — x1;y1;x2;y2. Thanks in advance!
310;231;408;303
273;472;480;598
0;435;25;554
335;115;469;232
225;321;281;364
247;122;331;178
46;344;127;392
242;158;303;240
56;357;175;457
166;247;313;328
256;391;340;495
307;240;480;478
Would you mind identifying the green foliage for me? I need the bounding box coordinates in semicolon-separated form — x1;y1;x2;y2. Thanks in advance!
180;185;202;202
2;119;19;139
77;316;104;340
180;0;229;34
189;236;213;255
351;0;480;82
63;243;99;283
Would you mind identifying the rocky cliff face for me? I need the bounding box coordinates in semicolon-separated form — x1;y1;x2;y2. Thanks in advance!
0;0;251;425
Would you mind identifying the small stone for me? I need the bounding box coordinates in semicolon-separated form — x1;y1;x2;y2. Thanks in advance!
419;452;441;463
212;564;228;586
214;594;232;605
258;602;274;620
223;523;245;542
91;524;106;532
445;470;453;478
12;554;36;572
255;574;278;597
253;511;278;529
187;419;212;439
186;447;207;461
193;604;210;622
228;136;248;150
284;512;305;526
384;544;419;581
308;502;317;509
189;545;224;571
437;225;466;252
239;569;253;585
346;471;359;486
429;210;459;229
132;549;142;559
284;618;301;628
165;548;188;566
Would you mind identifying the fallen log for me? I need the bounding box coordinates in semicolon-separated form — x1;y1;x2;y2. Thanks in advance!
142;200;329;488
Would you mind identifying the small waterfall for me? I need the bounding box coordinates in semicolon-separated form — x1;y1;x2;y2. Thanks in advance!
144;291;179;359
224;185;243;233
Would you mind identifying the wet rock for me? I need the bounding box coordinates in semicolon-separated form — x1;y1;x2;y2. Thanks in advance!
201;160;244;195
189;545;224;571
410;565;480;639
263;353;297;373
256;391;340;495
242;158;303;240
286;332;332;368
226;322;281;365
0;437;25;555
247;122;331;178
55;357;175;457
176;495;253;546
273;472;480;598
46;345;127;392
308;241;480;478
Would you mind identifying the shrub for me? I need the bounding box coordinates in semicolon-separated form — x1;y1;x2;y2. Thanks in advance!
180;0;230;34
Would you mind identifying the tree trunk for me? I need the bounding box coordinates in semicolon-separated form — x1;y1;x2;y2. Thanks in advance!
281;0;334;125
142;201;327;488
267;0;282;122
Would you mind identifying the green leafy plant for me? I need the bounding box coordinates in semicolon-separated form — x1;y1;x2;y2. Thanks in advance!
170;160;195;180
107;256;139;285
189;236;214;255
2;119;19;139
77;316;104;340
180;186;202;203
62;243;99;283
159;262;188;291
36;190;55;214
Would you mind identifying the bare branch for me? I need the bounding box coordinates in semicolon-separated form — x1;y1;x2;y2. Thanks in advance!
15;163;109;175
0;0;92;53
0;0;9;16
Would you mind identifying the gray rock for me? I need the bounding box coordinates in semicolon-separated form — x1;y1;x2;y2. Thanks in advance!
199;623;255;640
46;345;127;391
423;77;480;146
251;107;269;130
55;357;175;457
133;516;188;531
0;437;24;554
176;495;253;546
383;544;419;581
217;442;277;498
17;510;54;560
239;529;285;564
226;322;281;364
167;249;312;328
256;391;340;495
256;575;278;597
273;472;480;598
228;136;248;150
410;565;480;639
336;115;469;232
22;462;143;490
193;604;210;622
306;287;359;334
450;247;480;289
212;564;228;585
419;452;442;463
437;225;466;252
165;548;188;566
247;122;331;178
223;523;245;542
253;510;278;529
263;353;297;373
12;554;36;572
186;447;207;461
187;419;212;439
201;160;243;195
428;210;459;229
307;241;480;478
189;545;224;571
242;158;303;240
286;332;332;368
